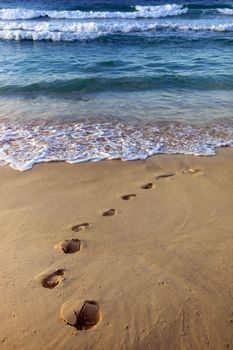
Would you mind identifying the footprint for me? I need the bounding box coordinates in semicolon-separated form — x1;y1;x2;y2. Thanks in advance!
156;173;175;180
55;239;81;254
181;168;203;176
72;223;90;232
187;168;202;175
141;183;154;189
102;209;116;217
121;194;136;201
61;299;100;330
42;269;64;289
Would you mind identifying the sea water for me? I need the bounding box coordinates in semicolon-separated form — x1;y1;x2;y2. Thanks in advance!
0;0;233;170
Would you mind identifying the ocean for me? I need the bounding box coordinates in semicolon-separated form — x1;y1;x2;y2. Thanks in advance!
0;0;233;170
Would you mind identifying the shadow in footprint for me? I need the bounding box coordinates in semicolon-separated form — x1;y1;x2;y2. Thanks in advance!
102;209;116;217
72;223;90;232
141;183;154;189
156;173;175;180
42;269;64;289
55;239;81;254
121;194;136;201
61;299;100;330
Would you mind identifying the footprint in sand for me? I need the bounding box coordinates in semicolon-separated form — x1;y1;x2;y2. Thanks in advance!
102;208;116;217
42;269;65;289
187;168;202;175
72;223;90;232
156;173;176;180
121;194;136;201
181;168;203;176
141;182;154;189
61;299;100;330
55;239;81;254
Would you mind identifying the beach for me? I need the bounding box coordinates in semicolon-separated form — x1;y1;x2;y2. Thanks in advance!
0;148;232;349
1;0;233;348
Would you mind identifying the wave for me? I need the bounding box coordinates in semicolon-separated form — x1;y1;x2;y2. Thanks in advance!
1;20;233;42
2;73;233;94
0;118;233;171
0;4;187;20
186;3;233;10
218;8;233;15
68;3;134;12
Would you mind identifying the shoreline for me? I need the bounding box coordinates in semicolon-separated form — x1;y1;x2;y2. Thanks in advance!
1;117;233;171
0;148;233;349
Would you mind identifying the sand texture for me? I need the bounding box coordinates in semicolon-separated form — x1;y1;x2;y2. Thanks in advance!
0;149;233;349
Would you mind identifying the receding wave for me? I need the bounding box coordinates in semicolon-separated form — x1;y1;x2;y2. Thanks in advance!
0;4;187;20
1;20;233;42
0;118;233;171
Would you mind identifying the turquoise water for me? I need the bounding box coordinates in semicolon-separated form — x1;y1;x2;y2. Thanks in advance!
0;0;233;170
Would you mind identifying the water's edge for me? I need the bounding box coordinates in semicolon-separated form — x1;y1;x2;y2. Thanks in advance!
1;118;233;171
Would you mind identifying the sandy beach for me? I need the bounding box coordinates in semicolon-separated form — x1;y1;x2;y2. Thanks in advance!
0;148;233;350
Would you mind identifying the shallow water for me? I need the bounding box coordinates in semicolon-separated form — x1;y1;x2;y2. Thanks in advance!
0;0;233;170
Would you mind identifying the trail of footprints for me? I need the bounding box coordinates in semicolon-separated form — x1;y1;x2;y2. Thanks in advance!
36;167;202;332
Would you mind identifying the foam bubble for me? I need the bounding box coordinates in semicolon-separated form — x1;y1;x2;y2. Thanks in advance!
217;8;233;16
1;20;233;42
0;119;233;171
0;5;187;20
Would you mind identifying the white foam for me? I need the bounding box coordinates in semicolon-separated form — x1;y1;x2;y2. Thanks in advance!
0;119;233;171
217;8;233;16
1;20;233;42
134;4;187;17
0;5;187;20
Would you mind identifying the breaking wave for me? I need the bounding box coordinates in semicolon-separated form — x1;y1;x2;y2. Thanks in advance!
218;8;233;16
1;20;233;42
0;4;188;20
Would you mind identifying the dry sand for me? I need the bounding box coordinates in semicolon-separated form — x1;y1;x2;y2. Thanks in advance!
0;148;233;350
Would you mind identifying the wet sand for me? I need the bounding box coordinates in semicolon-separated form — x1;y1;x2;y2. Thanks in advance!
0;148;233;349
